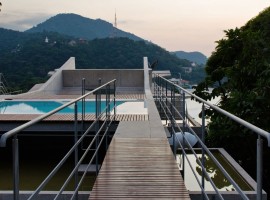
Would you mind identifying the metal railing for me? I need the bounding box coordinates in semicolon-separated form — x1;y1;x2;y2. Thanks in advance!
0;79;117;200
153;74;270;200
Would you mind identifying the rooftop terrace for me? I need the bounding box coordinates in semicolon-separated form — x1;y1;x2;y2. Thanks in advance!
0;57;269;200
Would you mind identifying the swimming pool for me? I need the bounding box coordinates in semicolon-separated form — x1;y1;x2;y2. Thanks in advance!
0;100;125;114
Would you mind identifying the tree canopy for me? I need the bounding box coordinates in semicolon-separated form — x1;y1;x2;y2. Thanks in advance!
194;7;270;193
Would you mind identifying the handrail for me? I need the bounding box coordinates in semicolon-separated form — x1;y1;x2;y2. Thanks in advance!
0;78;116;200
153;74;268;200
157;75;270;146
0;79;116;147
155;84;249;199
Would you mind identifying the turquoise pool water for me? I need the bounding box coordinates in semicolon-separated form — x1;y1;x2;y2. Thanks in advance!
0;100;124;114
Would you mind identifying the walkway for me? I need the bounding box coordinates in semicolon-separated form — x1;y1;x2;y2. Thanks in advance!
89;121;190;200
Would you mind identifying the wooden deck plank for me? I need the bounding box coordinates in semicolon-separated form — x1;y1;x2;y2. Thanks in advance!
9;93;145;100
0;114;149;122
89;138;190;199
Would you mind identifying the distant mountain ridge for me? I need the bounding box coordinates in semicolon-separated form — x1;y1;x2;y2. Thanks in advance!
25;13;143;41
172;51;207;65
0;28;206;91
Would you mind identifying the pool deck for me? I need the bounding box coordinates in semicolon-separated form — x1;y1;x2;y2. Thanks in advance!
0;114;149;122
0;91;147;122
2;92;145;100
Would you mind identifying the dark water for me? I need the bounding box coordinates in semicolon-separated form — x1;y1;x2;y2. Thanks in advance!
0;134;98;191
177;150;253;191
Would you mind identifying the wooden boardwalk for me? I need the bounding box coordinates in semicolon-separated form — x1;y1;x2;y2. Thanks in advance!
89;122;190;200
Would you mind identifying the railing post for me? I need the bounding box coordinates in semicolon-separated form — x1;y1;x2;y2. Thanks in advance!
82;78;85;120
170;84;175;155
182;91;186;130
113;80;116;121
182;90;185;180
105;84;109;150
165;80;168;125
173;85;176;158
81;78;85;133
201;103;206;198
95;78;102;175
153;74;156;97
74;102;78;200
13;135;19;200
257;135;263;200
158;76;161;111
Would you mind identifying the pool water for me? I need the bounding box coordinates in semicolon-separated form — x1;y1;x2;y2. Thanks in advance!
0;100;125;114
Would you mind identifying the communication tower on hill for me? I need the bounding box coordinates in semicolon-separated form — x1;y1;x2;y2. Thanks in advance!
114;11;117;29
110;10;118;38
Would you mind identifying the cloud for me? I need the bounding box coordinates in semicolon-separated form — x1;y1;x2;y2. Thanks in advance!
0;11;52;31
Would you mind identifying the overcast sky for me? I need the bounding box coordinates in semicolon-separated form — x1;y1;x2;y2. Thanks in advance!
0;0;269;56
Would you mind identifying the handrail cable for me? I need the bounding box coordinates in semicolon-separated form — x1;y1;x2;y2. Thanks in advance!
155;85;246;199
0;79;116;200
153;74;261;200
157;75;270;146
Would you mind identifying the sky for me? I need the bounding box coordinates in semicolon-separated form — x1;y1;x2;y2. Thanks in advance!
0;0;269;56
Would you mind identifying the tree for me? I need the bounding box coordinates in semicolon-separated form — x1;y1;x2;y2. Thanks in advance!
194;7;270;193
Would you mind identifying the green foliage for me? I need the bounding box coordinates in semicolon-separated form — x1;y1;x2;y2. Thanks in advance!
194;7;270;193
26;13;143;41
0;28;205;91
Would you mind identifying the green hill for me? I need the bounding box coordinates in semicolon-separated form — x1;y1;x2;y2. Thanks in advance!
172;51;207;65
25;13;143;41
0;28;205;91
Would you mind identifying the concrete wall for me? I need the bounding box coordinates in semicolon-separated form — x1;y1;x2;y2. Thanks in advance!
62;69;144;89
143;57;166;138
39;57;76;94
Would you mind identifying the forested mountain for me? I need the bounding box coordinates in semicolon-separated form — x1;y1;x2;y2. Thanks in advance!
0;28;205;91
26;13;143;41
172;51;207;65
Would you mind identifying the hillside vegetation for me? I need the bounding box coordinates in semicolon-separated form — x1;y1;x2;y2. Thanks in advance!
194;7;270;194
0;28;205;91
172;51;207;65
26;13;143;41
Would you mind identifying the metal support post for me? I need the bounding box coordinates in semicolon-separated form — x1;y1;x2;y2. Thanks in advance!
154;74;157;98
159;76;161;111
257;136;263;200
12;136;19;200
74;102;78;200
82;78;85;119
81;78;85;132
165;81;168;125
182;91;186;130
201;103;206;198
95;79;101;175
170;85;175;158
105;84;109;150
113;81;116;121
173;85;176;158
182;90;186;180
